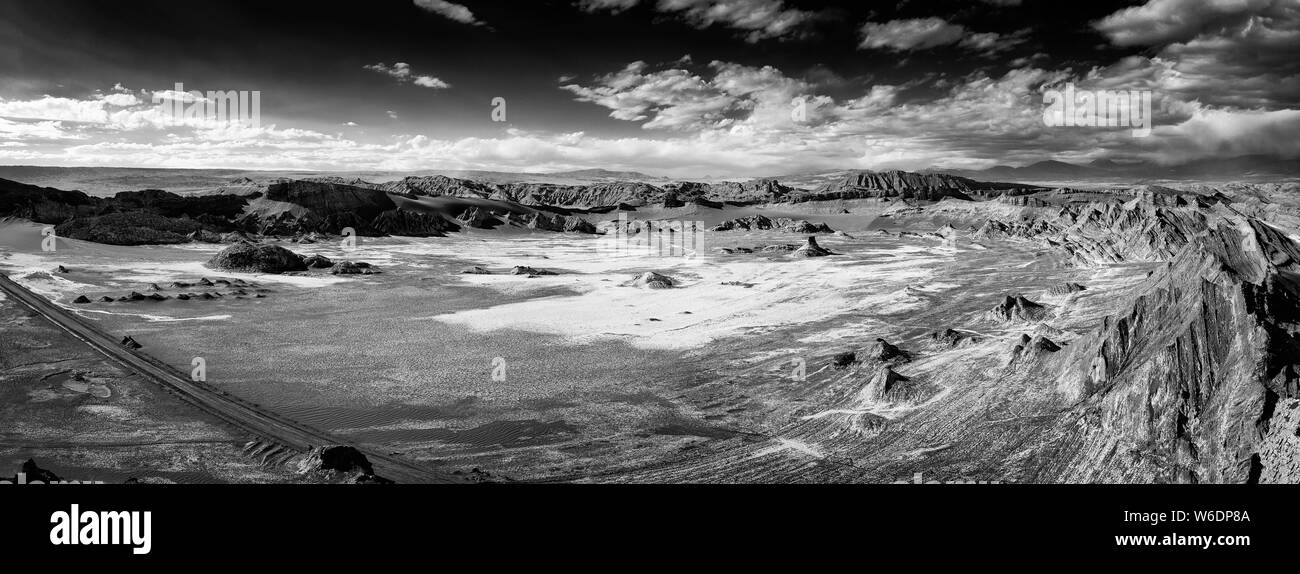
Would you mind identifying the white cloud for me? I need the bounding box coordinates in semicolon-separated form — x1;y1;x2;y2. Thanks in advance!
412;0;482;25
363;62;452;90
858;18;1025;55
579;0;819;41
1091;1;1300;109
1093;0;1281;46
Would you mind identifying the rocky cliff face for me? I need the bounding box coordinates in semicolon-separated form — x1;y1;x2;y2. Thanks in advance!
810;170;1032;202
380;175;496;199
972;191;1221;265
1048;218;1300;483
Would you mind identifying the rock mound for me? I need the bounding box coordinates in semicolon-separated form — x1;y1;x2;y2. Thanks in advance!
1048;282;1087;295
510;266;557;276
710;215;834;233
859;367;931;403
790;236;836;258
866;338;912;363
626;272;675;289
831;352;856;368
295;445;390;484
206;243;308;274
302;254;334;269
9;459;60;483
929;328;982;348
987;295;1048;323
330;261;380;275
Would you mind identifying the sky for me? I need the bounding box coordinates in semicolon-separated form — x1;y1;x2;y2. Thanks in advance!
0;0;1297;177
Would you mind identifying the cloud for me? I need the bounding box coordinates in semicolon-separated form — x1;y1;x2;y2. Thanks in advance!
561;59;819;131
578;0;820;41
363;62;452;90
412;0;482;25
1093;0;1280;46
858;18;1026;55
1091;1;1300;109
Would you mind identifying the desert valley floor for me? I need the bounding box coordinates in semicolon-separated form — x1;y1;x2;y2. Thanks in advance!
3;173;1300;483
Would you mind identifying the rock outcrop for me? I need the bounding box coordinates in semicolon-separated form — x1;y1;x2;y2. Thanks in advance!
1054;217;1300;483
711;215;834;233
790;236;836;258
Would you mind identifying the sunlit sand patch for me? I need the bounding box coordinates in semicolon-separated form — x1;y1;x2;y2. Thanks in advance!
750;438;825;459
68;308;233;322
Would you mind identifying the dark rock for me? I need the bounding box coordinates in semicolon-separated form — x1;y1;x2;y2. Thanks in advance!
53;265;69;274
120;336;142;349
98;296;114;302
461;266;492;275
72;295;90;304
54;211;206;245
12;459;60;483
832;352;857;368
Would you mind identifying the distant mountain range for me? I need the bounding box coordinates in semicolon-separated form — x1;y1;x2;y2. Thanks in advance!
0;155;1295;199
935;155;1300;184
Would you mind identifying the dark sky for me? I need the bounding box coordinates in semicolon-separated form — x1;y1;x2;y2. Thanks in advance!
0;0;1295;175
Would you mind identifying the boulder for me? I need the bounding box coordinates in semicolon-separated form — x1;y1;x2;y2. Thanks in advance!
120;336;142;350
72;295;91;304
